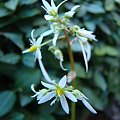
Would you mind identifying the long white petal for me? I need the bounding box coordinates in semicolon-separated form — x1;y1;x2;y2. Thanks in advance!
36;49;42;59
84;42;91;61
38;91;56;104
42;0;52;12
38;57;54;84
64;91;77;102
82;98;97;114
36;36;43;45
58;75;67;88
41;81;56;89
78;40;88;73
71;5;80;12
60;95;69;114
41;29;53;37
57;0;67;10
53;32;59;46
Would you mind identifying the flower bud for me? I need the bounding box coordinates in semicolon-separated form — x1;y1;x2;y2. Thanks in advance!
49;46;67;71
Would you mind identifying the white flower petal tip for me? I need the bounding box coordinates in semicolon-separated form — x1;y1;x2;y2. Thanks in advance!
22;49;30;54
31;84;37;93
82;99;97;114
60;60;67;71
58;75;67;88
60;95;69;114
71;5;80;12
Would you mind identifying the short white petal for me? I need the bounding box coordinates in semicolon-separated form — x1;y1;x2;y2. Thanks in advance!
82;98;97;114
64;91;77;102
41;81;56;89
78;40;88;73
41;29;53;37
50;98;57;106
42;0;52;11
31;84;37;93
38;91;56;104
37;89;47;100
51;0;56;10
38;58;54;84
60;95;69;114
22;49;30;54
44;15;53;20
58;75;67;88
53;32;59;46
71;5;80;12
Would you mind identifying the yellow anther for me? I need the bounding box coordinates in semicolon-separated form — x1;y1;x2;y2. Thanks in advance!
56;88;64;96
29;46;37;52
50;10;57;16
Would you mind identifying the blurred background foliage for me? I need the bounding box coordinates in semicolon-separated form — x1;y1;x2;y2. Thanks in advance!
0;0;120;120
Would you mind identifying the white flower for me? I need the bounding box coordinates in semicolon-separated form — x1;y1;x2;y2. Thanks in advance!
72;26;97;72
73;90;97;114
78;28;97;41
22;29;53;84
65;5;80;18
42;0;67;16
31;75;77;114
31;75;97;114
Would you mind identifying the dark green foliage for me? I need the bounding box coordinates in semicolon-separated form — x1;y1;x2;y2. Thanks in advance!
0;0;120;119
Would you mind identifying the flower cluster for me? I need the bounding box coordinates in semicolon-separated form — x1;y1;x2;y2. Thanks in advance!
31;75;97;114
22;0;97;115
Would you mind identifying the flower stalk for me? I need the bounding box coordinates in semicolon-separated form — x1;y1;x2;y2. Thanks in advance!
64;30;76;120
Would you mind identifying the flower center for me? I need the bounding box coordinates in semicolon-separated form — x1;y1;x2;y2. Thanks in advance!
29;46;37;52
56;88;64;96
50;10;57;16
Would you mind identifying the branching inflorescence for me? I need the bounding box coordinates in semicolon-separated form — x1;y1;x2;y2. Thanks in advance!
22;0;97;116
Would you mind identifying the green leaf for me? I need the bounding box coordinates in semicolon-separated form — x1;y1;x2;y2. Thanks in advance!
115;0;120;4
19;94;32;107
4;0;19;11
4;112;24;120
0;91;16;117
94;45;119;56
105;0;115;11
2;32;24;50
20;0;39;5
14;67;41;92
87;4;105;14
94;71;107;91
19;8;40;18
98;22;111;35
0;53;20;65
22;53;35;68
0;7;12;17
